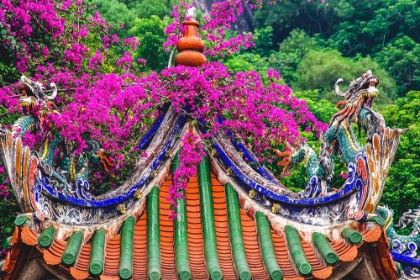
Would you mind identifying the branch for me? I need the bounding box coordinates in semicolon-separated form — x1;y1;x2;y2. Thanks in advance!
168;48;176;68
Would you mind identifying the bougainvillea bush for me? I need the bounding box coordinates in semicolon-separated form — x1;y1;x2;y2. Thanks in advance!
0;0;326;218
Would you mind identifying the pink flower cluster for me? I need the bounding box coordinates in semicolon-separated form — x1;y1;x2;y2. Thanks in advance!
0;184;10;199
162;63;326;156
0;166;8;199
64;43;90;69
168;132;205;218
116;52;133;71
0;0;65;72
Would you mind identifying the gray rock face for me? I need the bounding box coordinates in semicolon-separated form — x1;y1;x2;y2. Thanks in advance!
193;0;254;32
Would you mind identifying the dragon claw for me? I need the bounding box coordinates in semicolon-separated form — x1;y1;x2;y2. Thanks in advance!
273;148;292;174
273;148;292;158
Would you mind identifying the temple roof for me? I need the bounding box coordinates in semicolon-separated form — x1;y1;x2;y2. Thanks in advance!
2;168;397;280
0;70;405;279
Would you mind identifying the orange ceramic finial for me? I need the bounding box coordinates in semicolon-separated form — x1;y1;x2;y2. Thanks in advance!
175;7;206;67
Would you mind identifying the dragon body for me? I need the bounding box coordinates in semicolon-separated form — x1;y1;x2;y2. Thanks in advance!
275;70;385;196
377;206;420;245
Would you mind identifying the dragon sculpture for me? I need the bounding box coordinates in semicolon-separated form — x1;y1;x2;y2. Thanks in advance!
377;205;420;245
274;70;386;197
9;76;113;194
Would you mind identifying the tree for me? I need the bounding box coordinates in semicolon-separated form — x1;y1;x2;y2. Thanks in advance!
88;0;137;38
381;91;420;220
375;36;420;97
128;0;175;18
294;49;396;105
129;16;169;71
252;26;274;57
267;29;319;84
223;52;268;73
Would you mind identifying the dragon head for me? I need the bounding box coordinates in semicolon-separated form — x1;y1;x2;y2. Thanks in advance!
335;70;380;108
330;70;381;133
18;75;57;114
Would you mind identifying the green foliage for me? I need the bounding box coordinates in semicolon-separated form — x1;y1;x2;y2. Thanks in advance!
0;197;19;247
0;106;23;245
381;91;420;220
254;0;340;43
129;16;168;71
223;52;268;73
0;61;19;86
89;0;175;40
294;90;336;124
252;26;274;57
365;0;420;48
253;0;420;97
268;29;319;84
279;29;319;58
375;36;420;97
127;0;175;19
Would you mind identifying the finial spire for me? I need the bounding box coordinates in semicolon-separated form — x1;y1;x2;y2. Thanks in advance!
186;7;196;20
175;7;206;67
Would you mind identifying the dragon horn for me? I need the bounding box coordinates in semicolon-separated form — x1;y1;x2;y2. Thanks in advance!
334;78;346;96
20;75;35;93
45;82;57;100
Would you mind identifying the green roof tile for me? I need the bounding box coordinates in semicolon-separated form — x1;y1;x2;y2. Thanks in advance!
89;229;105;276
119;216;134;279
38;227;55;249
147;186;161;280
62;231;83;266
256;212;283;280
198;156;223;280
342;228;362;245
173;153;192;280
312;232;338;265
285;225;312;276
226;183;252;280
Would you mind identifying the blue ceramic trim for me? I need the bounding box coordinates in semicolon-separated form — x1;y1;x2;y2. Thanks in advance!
137;110;167;150
203;116;277;183
229;136;278;184
391;252;420;266
213;141;363;206
38;115;186;208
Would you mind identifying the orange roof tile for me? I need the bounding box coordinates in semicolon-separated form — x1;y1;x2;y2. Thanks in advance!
103;235;120;277
211;173;236;280
363;226;382;243
20;226;38;246
44;240;66;265
185;173;208;279
70;244;91;280
160;183;177;278
133;212;147;279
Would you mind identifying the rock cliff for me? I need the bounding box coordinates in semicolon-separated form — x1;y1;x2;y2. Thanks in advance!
193;0;254;32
